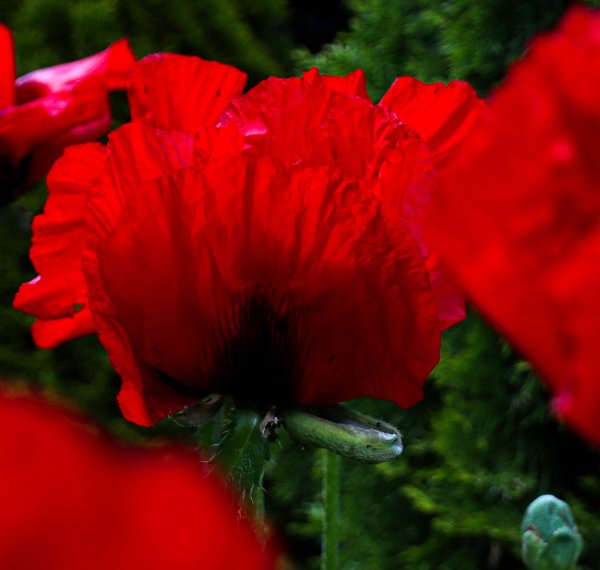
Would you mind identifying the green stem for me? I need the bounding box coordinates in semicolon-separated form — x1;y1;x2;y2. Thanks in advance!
254;479;265;525
322;449;340;570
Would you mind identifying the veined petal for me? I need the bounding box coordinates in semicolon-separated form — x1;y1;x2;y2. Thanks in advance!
14;143;107;341
224;73;461;327
128;53;247;131
15;56;471;425
81;122;202;425
221;72;426;184
89;149;439;421
301;67;370;100
106;121;195;190
377;77;483;328
379;76;484;169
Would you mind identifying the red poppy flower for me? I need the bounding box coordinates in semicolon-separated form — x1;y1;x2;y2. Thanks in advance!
0;26;134;202
15;54;482;426
432;7;600;445
0;390;278;569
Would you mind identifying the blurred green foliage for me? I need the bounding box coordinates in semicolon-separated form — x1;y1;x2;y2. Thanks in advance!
3;0;292;85
2;1;600;569
297;0;600;98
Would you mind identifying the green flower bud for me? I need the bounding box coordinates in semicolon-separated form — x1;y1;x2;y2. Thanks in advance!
522;494;583;570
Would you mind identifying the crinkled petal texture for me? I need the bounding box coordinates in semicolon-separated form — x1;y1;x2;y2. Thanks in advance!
223;70;484;329
15;56;484;425
378;75;485;329
14;144;106;348
0;391;278;570
13;55;244;352
128;52;247;131
86;124;440;424
0;38;134;202
432;7;600;446
378;76;484;170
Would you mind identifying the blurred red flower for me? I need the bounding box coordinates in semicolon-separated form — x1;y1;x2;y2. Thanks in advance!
15;54;482;426
0;26;134;202
432;7;600;445
0;390;278;569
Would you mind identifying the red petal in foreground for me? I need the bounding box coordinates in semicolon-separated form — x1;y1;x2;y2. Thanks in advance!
16;56;482;425
0;25;15;109
0;390;278;569
0;37;134;202
432;6;600;446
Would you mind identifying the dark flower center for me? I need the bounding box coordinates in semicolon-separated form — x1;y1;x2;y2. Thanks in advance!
213;292;305;404
153;290;306;406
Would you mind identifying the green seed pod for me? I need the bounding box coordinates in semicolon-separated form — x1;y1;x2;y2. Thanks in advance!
280;404;403;463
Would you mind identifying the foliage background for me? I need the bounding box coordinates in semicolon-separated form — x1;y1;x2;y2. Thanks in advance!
2;1;600;568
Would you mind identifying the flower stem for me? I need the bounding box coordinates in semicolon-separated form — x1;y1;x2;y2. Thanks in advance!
321;449;340;570
254;479;265;525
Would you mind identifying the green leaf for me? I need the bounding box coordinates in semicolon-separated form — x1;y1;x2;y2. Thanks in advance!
215;402;270;508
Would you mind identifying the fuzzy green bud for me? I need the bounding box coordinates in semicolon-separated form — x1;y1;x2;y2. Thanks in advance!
522;494;583;570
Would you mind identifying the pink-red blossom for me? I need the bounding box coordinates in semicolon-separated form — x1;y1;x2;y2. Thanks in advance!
0;26;134;202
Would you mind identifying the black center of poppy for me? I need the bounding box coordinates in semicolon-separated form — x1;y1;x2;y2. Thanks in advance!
212;292;305;404
151;291;306;406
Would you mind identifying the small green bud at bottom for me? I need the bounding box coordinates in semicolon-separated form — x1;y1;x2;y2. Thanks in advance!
521;494;583;570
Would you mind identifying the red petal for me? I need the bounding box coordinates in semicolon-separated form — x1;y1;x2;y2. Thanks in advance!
1;91;110;179
31;308;96;349
14;143;107;342
91;150;440;417
224;74;462;327
221;74;416;180
81;122;200;425
1;39;134;200
433;6;600;445
301;67;370;100
376;78;479;328
0;392;278;569
379;77;484;169
128;54;246;131
15;38;134;99
107;121;195;186
0;25;15;109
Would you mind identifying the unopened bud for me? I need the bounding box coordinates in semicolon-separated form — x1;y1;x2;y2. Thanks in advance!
521;494;583;570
